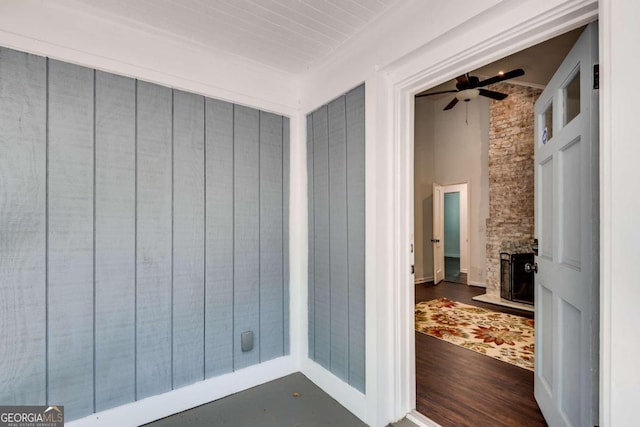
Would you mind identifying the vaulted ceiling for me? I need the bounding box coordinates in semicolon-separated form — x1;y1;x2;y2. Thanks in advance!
417;26;584;97
68;0;401;73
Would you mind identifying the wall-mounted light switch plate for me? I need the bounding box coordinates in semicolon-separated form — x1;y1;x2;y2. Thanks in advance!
241;331;254;352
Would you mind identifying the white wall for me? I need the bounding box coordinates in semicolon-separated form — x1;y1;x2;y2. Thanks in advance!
432;96;489;285
413;98;435;282
413;95;489;285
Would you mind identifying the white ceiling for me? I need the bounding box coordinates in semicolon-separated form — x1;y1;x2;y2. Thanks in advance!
69;0;401;74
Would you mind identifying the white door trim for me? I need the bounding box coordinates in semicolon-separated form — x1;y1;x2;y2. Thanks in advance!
381;1;600;424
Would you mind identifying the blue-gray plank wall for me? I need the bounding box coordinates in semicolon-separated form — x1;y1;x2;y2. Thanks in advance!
282;117;290;355
0;46;290;421
307;84;365;392
259;112;285;361
172;90;205;389
311;106;331;369
346;85;366;391
136;80;173;400
233;106;260;370
94;71;136;411
204;99;234;377
0;47;47;406
47;59;95;420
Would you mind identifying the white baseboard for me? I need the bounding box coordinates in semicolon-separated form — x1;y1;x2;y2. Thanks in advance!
414;276;433;284
301;358;367;424
467;280;486;288
459;268;468;274
406;409;443;427
68;356;296;427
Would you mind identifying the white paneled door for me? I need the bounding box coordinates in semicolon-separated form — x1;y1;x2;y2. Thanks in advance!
533;23;599;427
432;183;444;284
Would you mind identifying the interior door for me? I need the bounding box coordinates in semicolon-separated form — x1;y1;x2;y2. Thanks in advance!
432;183;444;284
534;23;599;427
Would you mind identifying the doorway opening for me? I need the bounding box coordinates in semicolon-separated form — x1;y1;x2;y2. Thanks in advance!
434;183;468;285
411;23;594;426
443;190;464;283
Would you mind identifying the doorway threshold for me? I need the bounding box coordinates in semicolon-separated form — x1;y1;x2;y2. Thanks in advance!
472;293;534;313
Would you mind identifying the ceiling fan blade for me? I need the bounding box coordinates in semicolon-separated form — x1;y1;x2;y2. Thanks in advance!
416;89;458;98
443;97;459;110
477;68;525;87
478;88;508;100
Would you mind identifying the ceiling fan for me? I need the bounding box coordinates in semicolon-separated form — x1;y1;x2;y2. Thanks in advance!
416;68;525;110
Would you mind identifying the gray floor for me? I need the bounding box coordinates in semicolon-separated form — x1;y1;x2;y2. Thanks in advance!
143;373;419;427
143;373;369;427
390;418;420;427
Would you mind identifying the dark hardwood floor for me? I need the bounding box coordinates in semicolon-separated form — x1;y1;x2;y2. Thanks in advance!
415;281;546;427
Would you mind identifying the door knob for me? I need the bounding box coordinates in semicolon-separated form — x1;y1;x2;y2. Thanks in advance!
431;239;440;243
525;262;538;274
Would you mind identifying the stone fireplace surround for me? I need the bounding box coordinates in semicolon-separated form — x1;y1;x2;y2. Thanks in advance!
476;82;542;311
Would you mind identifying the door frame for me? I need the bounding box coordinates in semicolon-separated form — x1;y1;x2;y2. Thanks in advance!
384;2;601;425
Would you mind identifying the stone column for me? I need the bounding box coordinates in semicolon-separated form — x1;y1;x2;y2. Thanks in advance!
485;83;541;298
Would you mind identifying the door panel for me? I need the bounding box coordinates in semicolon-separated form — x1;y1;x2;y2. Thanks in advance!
534;22;598;427
539;285;553;392
540;158;554;260
560;300;581;427
559;138;582;270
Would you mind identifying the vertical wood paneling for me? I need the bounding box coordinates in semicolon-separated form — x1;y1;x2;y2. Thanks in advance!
204;99;234;377
0;49;290;419
346;84;366;392
0;48;46;405
328;98;349;380
172;90;205;388
312;106;331;369
47;59;94;419
259;112;284;362
233;105;260;369
306;114;315;358
307;84;365;392
136;81;173;399
94;71;136;411
283;117;290;355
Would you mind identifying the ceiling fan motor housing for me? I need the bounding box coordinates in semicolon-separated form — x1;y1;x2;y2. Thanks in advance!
456;75;480;90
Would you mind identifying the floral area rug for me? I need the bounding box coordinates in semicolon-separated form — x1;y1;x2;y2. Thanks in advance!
415;297;535;371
